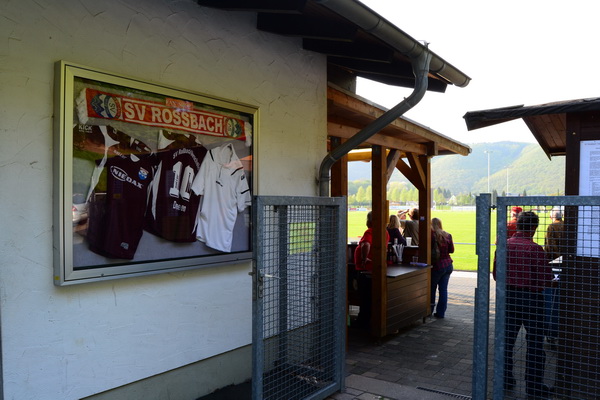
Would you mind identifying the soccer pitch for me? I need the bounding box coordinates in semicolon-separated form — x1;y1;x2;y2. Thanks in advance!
347;210;497;272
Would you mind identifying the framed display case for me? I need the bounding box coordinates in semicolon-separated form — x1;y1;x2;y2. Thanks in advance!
53;61;256;285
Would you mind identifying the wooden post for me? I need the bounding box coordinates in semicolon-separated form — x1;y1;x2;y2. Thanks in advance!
418;154;432;321
418;154;432;264
371;144;387;338
330;137;348;198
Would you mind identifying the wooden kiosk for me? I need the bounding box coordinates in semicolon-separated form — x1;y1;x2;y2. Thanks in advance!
328;84;471;339
464;98;600;398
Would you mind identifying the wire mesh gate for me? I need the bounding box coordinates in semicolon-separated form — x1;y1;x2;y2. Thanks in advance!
474;195;600;400
252;196;346;400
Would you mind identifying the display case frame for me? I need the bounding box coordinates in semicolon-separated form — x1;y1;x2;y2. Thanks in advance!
53;61;256;285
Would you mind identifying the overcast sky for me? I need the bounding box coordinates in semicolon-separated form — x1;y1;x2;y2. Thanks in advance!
357;0;600;145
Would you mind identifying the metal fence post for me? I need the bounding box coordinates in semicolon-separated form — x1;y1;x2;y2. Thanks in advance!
473;194;491;399
492;199;508;400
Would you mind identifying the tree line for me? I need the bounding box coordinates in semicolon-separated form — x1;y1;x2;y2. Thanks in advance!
348;181;476;207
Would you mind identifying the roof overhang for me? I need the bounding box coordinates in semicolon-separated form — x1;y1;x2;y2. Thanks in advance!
196;0;470;93
463;97;600;158
328;84;471;157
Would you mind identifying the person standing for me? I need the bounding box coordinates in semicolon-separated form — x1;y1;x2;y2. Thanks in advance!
387;214;407;247
544;207;564;346
353;211;389;327
506;206;523;239
398;207;419;246
544;207;564;260
493;211;553;398
354;211;390;271
430;218;454;319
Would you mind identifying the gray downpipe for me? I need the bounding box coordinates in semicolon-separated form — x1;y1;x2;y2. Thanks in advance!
318;48;432;197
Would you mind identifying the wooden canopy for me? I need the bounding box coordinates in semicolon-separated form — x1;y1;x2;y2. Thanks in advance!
464;97;600;158
327;83;470;338
329;84;471;156
328;83;470;193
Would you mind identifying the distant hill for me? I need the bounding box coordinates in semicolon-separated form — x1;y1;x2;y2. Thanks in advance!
348;142;566;196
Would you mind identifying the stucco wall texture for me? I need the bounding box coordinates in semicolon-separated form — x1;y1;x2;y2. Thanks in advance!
0;0;327;398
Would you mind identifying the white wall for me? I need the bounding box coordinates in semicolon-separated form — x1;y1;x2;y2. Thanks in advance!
0;0;327;399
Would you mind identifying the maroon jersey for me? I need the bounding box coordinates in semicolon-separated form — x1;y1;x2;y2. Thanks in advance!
145;145;207;242
86;154;154;259
76;124;152;206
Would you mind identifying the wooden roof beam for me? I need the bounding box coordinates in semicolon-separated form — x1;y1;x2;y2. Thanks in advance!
395;152;426;191
327;122;427;154
327;86;471;156
406;152;426;191
347;148;377;162
386;149;401;182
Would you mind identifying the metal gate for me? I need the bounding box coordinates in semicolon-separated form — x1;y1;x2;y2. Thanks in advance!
252;196;346;400
474;194;600;399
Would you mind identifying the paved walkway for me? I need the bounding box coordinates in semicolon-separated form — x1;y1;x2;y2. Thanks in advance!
331;271;489;400
200;271;489;400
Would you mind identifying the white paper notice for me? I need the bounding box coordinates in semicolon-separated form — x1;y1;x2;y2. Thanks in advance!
579;140;600;195
577;140;600;257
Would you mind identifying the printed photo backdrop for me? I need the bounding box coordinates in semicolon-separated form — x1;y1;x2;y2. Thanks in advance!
55;63;255;284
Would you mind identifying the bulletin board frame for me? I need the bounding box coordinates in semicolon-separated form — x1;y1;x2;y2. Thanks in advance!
53;61;256;285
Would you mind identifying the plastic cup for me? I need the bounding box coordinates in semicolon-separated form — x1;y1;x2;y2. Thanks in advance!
406;237;412;246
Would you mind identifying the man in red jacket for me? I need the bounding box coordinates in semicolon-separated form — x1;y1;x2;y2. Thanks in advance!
494;211;553;398
354;211;389;271
353;211;389;328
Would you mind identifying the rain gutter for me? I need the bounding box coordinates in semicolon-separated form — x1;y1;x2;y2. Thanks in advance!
315;0;471;88
318;48;432;196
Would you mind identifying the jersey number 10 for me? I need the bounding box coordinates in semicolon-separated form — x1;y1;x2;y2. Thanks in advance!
169;161;194;201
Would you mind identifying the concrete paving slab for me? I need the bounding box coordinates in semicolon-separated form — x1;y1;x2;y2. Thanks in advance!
343;374;459;399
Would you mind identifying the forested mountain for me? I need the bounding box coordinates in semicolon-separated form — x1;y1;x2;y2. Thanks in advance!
348;142;565;196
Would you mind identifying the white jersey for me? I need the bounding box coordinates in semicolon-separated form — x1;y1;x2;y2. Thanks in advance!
191;143;251;252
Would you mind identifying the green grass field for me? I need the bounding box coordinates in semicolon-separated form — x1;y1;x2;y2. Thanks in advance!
348;208;556;271
348;210;496;272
